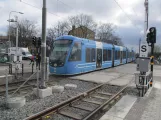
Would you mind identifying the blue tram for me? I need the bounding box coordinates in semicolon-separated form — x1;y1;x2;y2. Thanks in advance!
49;35;135;75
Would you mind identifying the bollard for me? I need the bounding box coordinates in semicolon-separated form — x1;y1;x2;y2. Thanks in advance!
8;64;10;74
46;57;49;81
9;63;12;74
36;67;39;95
32;63;34;74
22;63;24;76
11;64;12;74
39;62;40;70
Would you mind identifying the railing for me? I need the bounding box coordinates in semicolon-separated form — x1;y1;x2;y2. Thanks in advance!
11;72;37;96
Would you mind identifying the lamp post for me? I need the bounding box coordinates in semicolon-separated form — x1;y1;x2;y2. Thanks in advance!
8;11;23;62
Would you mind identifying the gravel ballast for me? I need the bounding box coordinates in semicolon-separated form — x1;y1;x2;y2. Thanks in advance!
0;79;98;120
0;77;139;120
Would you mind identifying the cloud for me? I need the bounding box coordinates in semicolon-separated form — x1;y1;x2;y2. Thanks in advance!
0;0;160;46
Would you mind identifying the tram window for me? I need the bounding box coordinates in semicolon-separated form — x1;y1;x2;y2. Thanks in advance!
103;49;108;61
86;48;91;62
118;51;120;59
107;50;111;61
69;42;81;61
91;48;96;62
124;51;126;59
125;52;126;58
115;51;117;60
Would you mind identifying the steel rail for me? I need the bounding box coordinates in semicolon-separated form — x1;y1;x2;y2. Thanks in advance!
83;80;132;120
0;85;33;96
25;74;128;120
24;84;103;120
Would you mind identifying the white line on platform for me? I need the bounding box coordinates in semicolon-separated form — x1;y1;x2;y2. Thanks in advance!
99;95;137;120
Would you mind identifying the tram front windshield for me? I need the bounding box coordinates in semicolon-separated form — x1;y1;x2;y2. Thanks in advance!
49;40;72;67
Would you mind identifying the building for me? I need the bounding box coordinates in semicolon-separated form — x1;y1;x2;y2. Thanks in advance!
68;26;95;39
0;36;8;43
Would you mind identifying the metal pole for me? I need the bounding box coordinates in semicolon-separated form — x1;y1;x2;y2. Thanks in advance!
8;64;11;74
16;28;18;54
139;0;149;96
22;63;24;76
8;12;11;62
37;67;39;95
15;28;19;79
8;11;23;62
5;69;8;105
32;63;34;74
40;0;47;88
139;38;141;55
46;57;49;81
144;0;148;42
150;44;154;87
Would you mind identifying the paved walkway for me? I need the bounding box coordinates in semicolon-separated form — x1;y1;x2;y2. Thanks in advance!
69;64;136;86
99;95;137;120
125;76;161;120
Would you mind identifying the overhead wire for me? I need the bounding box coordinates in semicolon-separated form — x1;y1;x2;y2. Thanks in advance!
112;0;142;33
56;0;82;15
57;0;142;33
18;0;62;18
132;8;139;18
57;0;72;9
19;0;142;34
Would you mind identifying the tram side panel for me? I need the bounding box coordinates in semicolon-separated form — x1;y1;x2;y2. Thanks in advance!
102;43;113;69
114;45;121;66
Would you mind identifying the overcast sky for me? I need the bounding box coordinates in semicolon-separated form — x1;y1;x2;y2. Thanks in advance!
0;0;160;52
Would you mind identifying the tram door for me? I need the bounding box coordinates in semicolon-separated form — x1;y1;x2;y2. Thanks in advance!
96;49;102;68
120;51;123;63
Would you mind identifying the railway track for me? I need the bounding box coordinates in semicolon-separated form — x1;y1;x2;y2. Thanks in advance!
0;85;33;96
25;75;133;120
0;76;65;96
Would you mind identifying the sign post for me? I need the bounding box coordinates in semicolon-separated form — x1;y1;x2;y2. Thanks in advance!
140;43;148;57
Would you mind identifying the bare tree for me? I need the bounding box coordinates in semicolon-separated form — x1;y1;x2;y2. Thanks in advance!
9;19;38;47
68;14;97;38
154;45;161;53
47;21;70;40
47;14;123;45
47;28;56;41
48;13;97;40
68;14;96;29
97;23;115;39
111;35;124;46
97;23;123;45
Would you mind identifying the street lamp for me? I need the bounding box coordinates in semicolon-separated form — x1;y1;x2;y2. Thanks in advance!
8;11;24;62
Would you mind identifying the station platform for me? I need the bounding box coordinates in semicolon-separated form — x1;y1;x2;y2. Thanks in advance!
98;64;161;120
99;95;137;120
69;64;136;87
124;77;161;120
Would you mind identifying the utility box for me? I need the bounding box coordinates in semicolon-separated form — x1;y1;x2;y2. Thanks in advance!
136;57;150;72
